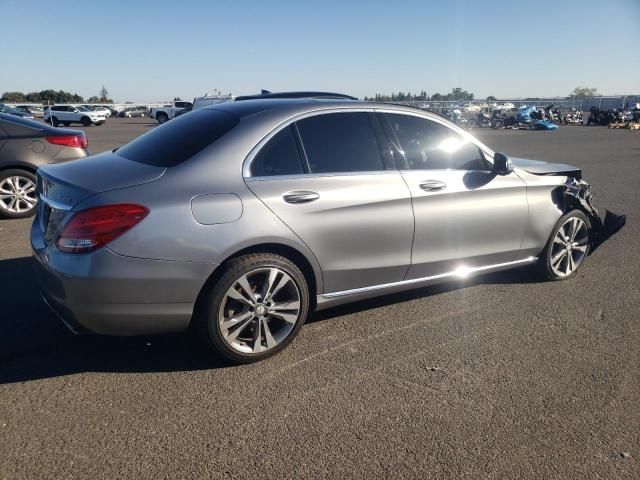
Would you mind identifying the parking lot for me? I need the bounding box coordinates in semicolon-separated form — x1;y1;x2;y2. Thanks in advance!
0;118;638;479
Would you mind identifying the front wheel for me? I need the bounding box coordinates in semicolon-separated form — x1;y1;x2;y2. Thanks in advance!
156;112;168;124
81;116;92;127
197;253;309;363
538;210;591;280
50;116;59;127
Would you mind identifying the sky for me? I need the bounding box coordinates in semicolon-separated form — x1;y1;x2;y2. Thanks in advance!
1;0;639;102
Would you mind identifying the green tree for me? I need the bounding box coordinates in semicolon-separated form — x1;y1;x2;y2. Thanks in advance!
174;96;182;101
486;95;497;101
87;96;100;103
571;87;599;98
1;91;26;102
99;86;110;102
25;92;41;102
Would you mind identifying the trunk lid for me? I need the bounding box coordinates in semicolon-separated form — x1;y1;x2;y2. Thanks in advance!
36;151;165;244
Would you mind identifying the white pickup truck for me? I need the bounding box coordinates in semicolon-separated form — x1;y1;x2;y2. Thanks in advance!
149;101;193;124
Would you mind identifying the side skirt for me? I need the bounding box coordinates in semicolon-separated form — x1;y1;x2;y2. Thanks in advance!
314;256;537;311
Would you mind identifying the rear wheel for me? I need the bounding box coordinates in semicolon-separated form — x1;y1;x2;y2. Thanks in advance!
0;169;38;219
197;253;309;364
81;116;92;127
539;210;591;280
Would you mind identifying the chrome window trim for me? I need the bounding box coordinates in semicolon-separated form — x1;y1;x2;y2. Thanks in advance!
374;107;496;162
322;257;537;298
242;107;381;179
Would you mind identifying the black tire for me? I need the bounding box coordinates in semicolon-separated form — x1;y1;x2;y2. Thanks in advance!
196;253;310;364
156;112;168;124
51;116;59;127
81;116;92;127
537;209;591;281
0;169;38;219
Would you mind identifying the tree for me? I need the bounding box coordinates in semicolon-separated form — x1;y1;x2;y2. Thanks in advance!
486;95;497;101
571;87;598;98
87;96;100;103
174;96;182;101
99;85;110;102
25;92;41;102
1;91;26;102
430;93;443;101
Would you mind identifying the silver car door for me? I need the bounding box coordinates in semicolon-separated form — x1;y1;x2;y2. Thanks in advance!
380;112;529;279
245;111;414;294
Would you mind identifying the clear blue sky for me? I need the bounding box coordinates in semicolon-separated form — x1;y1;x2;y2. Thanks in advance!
1;0;638;102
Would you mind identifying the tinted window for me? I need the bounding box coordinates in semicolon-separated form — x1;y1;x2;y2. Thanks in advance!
251;127;304;177
117;109;239;167
385;114;490;171
296;112;385;173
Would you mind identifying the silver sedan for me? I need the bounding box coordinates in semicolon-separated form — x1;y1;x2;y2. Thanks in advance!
32;97;608;363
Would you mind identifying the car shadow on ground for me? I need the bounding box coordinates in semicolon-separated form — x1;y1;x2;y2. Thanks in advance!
0;216;624;385
0;257;539;385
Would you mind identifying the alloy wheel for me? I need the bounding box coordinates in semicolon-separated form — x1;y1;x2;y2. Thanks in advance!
549;217;588;277
0;176;37;214
218;267;301;354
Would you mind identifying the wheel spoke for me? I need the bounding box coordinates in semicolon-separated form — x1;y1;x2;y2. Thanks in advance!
572;243;587;252
225;315;254;342
553;232;565;245
270;311;298;325
270;300;300;312
220;311;253;332
570;218;581;241
252;316;263;353
262;319;276;349
565;253;572;275
236;274;257;304
551;250;566;268
264;272;292;302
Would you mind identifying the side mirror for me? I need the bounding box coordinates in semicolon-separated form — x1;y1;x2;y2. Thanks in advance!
493;152;514;175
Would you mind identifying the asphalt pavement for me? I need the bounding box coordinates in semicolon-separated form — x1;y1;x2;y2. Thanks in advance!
0;118;638;479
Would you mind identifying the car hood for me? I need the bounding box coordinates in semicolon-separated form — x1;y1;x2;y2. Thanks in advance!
511;157;581;179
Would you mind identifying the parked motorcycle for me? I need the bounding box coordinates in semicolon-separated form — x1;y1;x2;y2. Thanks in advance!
564;109;584;125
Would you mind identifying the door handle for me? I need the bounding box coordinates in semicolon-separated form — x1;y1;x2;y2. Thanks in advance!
419;180;447;192
283;191;320;204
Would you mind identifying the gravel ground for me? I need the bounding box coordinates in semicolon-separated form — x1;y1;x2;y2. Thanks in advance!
0;118;638;479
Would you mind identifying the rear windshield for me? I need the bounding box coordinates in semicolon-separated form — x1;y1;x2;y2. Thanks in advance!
117;109;239;167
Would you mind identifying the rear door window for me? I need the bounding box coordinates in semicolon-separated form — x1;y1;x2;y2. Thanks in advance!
117;109;239;167
250;126;305;177
296;112;386;174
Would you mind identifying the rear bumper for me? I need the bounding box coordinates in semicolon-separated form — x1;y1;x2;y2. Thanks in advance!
31;221;216;335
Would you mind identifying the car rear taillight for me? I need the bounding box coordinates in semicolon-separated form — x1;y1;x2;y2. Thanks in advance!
56;204;149;253
45;135;88;149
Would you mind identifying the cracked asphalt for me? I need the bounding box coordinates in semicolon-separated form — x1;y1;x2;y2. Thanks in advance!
0;118;638;479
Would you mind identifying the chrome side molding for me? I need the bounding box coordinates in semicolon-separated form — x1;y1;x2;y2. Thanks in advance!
322;257;538;299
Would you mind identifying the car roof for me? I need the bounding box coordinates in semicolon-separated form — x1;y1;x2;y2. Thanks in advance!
206;97;443;120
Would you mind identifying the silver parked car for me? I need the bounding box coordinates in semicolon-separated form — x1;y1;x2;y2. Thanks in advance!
0;113;88;218
32;96;607;363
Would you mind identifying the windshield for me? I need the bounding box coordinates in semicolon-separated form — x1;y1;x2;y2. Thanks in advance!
76;106;90;112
